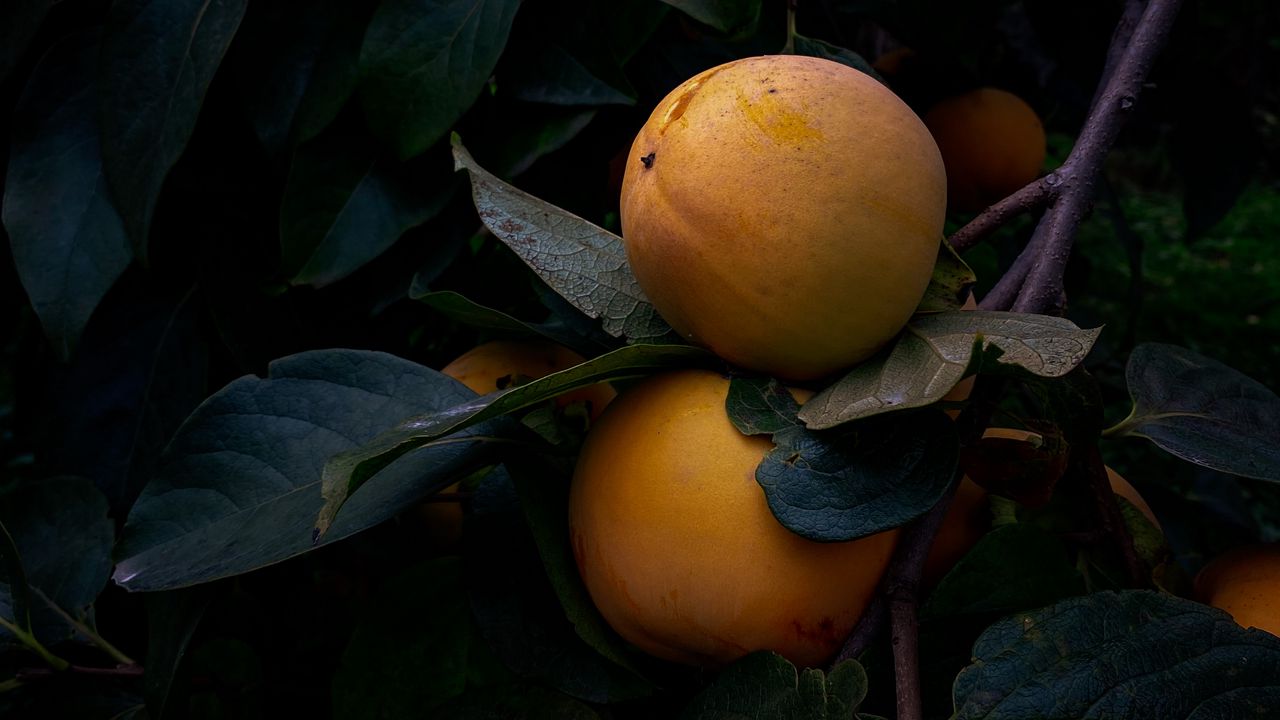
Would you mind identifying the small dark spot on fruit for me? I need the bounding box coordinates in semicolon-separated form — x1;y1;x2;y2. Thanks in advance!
641;152;656;169
768;88;777;94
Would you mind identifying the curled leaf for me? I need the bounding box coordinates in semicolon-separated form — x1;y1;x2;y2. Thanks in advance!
758;409;958;542
315;343;717;538
800;311;1100;429
452;135;675;343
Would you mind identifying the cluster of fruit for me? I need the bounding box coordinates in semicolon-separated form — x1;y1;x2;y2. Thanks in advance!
428;55;1278;669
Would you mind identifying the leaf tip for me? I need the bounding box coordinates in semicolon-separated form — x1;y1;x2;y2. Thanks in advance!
450;133;470;173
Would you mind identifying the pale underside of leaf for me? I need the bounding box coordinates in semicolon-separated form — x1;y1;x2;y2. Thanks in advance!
451;135;672;342
800;311;1101;429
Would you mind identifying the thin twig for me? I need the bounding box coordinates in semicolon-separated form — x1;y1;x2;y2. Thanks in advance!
884;475;958;720
976;217;1051;312
832;473;961;672
1013;0;1183;314
833;2;1183;715
1092;0;1150;113
947;176;1055;254
832;376;1003;714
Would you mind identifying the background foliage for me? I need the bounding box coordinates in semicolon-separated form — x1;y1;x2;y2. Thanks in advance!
1;0;1279;717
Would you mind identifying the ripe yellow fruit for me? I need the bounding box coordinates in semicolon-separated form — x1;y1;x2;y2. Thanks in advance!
1195;544;1280;637
1108;469;1160;530
569;369;899;668
413;340;616;547
922;475;988;587
871;47;915;78
440;339;615;419
924;87;1046;213
620;55;947;380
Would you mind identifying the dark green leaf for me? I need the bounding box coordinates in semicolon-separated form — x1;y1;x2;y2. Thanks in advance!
1187;687;1280;720
1019;366;1106;445
46;284;207;516
0;521;33;638
414;290;541;333
498;0;648;107
0;686;145;720
504;454;651;679
953;591;1280;720
601;0;671;63
0;477;113;645
1114;343;1280;481
506;43;635;106
316;343;715;538
1175;86;1256;240
726;377;802;436
792;36;880;80
471;105;599;179
504;42;634;106
759;409;958;542
113;350;500;591
680;652;868;719
799;311;1101;429
435;683;602;719
1116;495;1166;570
144;587;211;720
918;239;978;313
0;0;53;84
413;290;590;351
280;131;449;287
358;0;520;159
661;0;761;36
234;0;366;153
3;32;132;360
99;0;248;255
332;558;471;717
920;524;1084;620
452;135;676;343
186;637;263;715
